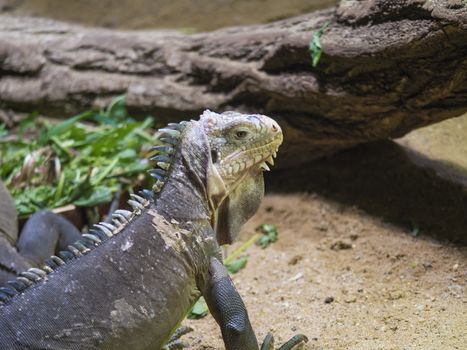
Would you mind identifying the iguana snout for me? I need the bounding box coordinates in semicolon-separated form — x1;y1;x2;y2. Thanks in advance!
203;110;283;184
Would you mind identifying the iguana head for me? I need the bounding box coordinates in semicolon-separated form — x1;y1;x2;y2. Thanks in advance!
201;110;282;245
151;110;282;245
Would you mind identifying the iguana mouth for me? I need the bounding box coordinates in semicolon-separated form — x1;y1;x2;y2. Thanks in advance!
219;133;283;176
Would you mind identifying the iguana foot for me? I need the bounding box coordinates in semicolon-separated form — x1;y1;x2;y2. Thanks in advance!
162;326;193;349
261;333;308;350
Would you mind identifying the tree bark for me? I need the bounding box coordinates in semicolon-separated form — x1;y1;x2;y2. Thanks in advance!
0;0;466;167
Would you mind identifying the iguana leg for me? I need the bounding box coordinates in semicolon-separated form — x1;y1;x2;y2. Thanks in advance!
16;210;82;265
204;258;308;350
204;257;260;350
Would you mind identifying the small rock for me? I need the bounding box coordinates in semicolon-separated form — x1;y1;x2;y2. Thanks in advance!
422;261;433;269
288;255;303;266
344;296;357;303
330;240;353;250
324;296;334;304
452;263;459;271
288;272;303;282
388;290;404;300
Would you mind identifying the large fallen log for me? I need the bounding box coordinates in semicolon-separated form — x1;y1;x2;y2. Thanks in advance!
0;0;466;167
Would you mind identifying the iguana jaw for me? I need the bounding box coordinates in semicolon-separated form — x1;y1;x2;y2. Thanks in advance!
218;135;282;178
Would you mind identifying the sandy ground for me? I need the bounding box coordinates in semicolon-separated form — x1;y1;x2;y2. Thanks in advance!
182;193;466;350
179;142;467;350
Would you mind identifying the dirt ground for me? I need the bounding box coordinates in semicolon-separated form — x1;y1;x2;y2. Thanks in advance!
181;143;467;350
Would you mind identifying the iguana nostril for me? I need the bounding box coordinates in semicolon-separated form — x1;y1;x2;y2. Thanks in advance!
271;122;279;132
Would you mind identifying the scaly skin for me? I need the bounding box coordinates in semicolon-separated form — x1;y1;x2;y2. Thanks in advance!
0;110;306;350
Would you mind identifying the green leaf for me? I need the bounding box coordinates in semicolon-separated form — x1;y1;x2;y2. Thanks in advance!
309;20;330;68
255;223;278;248
105;95;128;121
187;298;209;319
225;256;248;274
18;113;37;135
73;185;113;207
0;123;7;138
43;110;94;142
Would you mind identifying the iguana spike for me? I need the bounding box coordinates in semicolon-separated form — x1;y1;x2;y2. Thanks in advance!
166;122;186;130
148;170;164;181
79;239;95;249
68;245;82;257
0;287;16;297
17;276;33;287
159;137;178;146
148;168;166;180
20;271;41;282
73;241;90;254
82;233;102;244
159;128;181;138
28;268;46;278
99;222;117;231
128;199;144;211
59;250;75;262
157;162;170;170
94;224;113;237
89;228;109;241
111;213;126;224
130;193;148;205
51;255;66;266
7;280;26;292
41;265;54;274
150;145;174;154
44;257;58;269
139;189;155;201
150;154;171;163
114;209;132;220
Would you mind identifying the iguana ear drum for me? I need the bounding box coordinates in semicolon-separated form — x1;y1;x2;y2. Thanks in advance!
215;172;264;245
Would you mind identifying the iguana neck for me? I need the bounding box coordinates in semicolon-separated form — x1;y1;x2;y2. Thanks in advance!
154;156;211;225
153;122;212;225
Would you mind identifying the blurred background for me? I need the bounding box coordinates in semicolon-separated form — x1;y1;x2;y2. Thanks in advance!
0;0;335;31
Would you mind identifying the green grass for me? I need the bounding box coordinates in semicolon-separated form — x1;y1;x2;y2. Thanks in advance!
0;96;156;217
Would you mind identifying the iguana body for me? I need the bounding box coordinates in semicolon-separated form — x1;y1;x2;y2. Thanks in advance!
0;111;306;350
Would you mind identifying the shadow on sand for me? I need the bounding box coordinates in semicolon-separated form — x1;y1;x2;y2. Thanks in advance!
267;140;467;245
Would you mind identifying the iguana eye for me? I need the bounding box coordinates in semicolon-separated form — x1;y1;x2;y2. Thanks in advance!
235;130;248;139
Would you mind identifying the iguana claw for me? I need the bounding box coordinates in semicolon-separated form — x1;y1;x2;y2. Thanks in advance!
261;333;308;350
162;326;193;349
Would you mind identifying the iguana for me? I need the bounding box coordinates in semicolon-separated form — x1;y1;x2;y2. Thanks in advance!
0;110;307;350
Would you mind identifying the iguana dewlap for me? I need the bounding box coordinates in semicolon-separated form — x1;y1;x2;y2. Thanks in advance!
0;110;307;350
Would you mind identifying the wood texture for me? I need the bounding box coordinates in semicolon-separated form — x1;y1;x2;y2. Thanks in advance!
0;0;466;167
